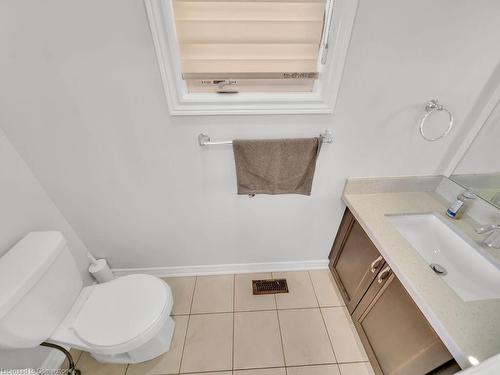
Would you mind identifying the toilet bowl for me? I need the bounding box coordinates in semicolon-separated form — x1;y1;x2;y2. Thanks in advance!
0;232;175;364
51;274;175;363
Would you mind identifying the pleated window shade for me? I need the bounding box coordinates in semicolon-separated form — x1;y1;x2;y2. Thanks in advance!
172;0;327;93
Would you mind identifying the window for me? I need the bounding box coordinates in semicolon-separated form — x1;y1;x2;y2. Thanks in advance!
144;0;358;115
173;0;326;93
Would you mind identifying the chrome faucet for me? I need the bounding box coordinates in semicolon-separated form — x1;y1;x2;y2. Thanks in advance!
476;224;500;249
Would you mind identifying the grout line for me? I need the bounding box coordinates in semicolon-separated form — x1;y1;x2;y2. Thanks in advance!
337;362;349;375
73;349;83;366
177;361;370;375
178;276;198;374
172;312;191;316
308;270;321;307
287;364;337;369
232;273;235;370
273;282;278;311
273;286;278;312
275;306;288;374
272;272;280;311
234;365;287;372
234;365;286;371
234;365;285;372
180;369;234;375
286;360;369;367
73;350;83;367
189;276;198;315
307;271;320;308
233;307;276;313
232;273;236;312
273;288;284;371
182;306;334;316
337;361;375;375
306;270;320;309
185;310;234;315
286;362;337;368
308;271;339;364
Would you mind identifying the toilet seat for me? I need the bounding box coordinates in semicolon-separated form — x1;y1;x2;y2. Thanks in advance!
72;274;172;353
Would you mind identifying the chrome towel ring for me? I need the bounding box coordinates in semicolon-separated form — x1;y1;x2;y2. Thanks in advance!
419;99;454;141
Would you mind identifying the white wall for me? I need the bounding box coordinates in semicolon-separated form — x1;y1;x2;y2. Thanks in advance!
0;129;91;368
454;99;500;175
1;0;500;272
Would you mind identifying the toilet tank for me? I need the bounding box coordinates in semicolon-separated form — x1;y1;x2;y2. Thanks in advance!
0;232;83;349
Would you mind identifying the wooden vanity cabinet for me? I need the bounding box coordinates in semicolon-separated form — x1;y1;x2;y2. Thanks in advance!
329;209;386;313
329;208;453;375
352;271;452;375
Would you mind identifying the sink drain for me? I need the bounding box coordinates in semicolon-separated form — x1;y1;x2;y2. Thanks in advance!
430;263;447;276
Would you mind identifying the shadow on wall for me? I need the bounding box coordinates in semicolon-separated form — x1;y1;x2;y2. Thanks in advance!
0;130;91;368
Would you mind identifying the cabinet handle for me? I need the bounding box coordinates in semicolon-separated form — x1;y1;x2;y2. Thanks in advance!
370;256;383;273
377;266;391;284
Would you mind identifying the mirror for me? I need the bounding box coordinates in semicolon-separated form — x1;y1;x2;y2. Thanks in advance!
450;99;500;208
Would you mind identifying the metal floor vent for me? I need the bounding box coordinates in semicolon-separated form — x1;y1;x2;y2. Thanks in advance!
252;279;289;295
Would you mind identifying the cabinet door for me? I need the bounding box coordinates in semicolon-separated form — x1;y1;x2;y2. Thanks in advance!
352;270;452;375
329;209;385;313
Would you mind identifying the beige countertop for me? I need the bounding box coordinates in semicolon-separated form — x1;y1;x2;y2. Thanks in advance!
342;187;500;369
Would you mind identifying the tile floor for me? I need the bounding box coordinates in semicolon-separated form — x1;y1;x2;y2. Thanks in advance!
64;270;374;375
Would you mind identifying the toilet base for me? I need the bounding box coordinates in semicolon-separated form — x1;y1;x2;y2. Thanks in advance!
90;316;175;364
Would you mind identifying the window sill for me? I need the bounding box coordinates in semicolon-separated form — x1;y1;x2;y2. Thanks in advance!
169;92;333;116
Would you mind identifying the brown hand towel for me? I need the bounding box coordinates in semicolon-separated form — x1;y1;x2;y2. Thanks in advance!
232;137;322;196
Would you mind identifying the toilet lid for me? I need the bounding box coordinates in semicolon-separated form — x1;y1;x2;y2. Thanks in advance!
73;274;170;347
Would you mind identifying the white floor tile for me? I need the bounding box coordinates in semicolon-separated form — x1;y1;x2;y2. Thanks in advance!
322;307;368;363
61;348;82;370
287;364;341;375
338;362;375;375
234;310;284;369
180;313;233;373
234;368;286;375
273;271;318;309
278;308;336;366
191;275;234;314
76;352;127;375
309;269;345;307
163;277;196;315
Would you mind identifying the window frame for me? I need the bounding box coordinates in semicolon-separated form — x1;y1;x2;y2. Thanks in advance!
144;0;359;116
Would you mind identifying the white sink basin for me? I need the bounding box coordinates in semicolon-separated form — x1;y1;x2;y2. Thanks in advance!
386;213;500;301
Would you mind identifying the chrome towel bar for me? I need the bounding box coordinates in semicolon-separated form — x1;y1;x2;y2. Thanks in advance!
198;130;333;147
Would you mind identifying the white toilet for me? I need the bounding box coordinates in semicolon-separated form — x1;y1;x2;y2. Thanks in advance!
0;231;175;364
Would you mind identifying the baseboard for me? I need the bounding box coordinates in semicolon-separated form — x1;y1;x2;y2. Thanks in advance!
112;260;329;278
